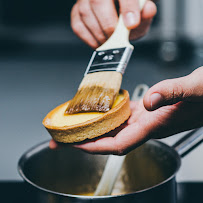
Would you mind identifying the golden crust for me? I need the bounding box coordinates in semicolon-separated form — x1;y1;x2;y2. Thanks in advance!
43;89;131;143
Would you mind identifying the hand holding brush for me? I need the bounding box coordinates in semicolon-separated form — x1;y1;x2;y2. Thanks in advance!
47;0;157;148
71;0;157;49
66;0;156;114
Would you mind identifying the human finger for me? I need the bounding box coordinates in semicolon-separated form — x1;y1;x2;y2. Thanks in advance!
141;0;157;20
49;121;127;150
49;139;59;149
73;120;151;155
119;0;156;29
77;0;107;45
128;100;144;124
71;3;99;48
90;0;118;38
119;0;141;29
143;67;203;111
49;139;69;150
151;101;203;139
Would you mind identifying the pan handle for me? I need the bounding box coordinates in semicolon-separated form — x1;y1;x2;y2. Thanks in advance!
172;127;203;158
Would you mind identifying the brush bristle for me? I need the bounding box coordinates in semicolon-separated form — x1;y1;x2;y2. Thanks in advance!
65;72;122;114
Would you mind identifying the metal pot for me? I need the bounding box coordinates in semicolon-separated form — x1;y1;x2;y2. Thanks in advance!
18;128;203;203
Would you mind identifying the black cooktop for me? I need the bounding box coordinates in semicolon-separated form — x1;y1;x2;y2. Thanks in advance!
0;181;203;203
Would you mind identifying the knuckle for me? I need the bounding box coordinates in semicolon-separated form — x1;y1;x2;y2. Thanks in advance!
89;42;99;49
78;2;90;18
115;144;127;156
78;9;88;18
96;34;106;43
71;21;82;34
90;0;101;6
103;23;115;36
113;137;129;156
172;83;184;102
116;148;126;156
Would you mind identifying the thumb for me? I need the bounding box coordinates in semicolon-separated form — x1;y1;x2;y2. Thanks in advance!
143;67;203;111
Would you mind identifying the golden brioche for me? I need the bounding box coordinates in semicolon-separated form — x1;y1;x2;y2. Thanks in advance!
43;89;131;143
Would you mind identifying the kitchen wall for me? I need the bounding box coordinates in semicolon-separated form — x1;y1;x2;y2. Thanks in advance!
0;0;202;182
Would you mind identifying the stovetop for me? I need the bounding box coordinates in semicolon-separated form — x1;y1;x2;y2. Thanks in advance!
0;181;202;203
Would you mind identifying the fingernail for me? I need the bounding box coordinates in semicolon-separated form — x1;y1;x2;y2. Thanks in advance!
150;93;163;110
124;12;140;28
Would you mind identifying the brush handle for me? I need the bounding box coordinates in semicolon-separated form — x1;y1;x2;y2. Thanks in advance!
94;84;149;196
97;0;147;51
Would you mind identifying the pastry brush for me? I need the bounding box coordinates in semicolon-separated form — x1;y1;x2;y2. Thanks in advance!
65;0;146;114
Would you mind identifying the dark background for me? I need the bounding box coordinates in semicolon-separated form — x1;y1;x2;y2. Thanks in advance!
0;0;74;24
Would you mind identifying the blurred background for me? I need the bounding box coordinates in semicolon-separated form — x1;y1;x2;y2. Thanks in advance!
0;0;202;181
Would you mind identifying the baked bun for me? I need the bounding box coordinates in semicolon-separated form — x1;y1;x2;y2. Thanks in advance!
43;89;131;143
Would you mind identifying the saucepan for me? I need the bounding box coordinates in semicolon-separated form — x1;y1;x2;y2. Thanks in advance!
18;127;203;203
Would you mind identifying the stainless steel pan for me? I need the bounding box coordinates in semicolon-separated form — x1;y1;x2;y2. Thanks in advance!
18;127;203;203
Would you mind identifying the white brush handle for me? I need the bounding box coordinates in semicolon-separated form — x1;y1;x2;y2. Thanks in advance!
97;0;147;51
94;155;126;196
94;84;149;196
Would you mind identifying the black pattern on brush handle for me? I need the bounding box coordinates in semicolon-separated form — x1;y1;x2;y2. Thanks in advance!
85;47;133;75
